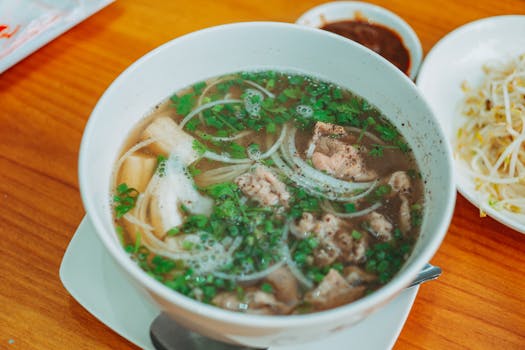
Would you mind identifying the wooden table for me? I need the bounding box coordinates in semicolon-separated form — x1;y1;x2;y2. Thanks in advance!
1;0;524;349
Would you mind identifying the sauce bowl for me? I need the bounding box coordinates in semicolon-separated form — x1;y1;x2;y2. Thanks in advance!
296;1;423;80
78;22;454;347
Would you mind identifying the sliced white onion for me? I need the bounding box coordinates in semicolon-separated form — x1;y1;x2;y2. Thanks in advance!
282;241;314;289
203;125;288;164
271;152;376;202
304;140;317;159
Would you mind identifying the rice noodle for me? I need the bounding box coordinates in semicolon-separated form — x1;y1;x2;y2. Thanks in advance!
196;164;252;185
456;53;525;219
321;200;383;218
122;212;154;231
206;130;253;142
203;151;255;164
196;78;226;122
192;77;272;123
203;125;287;164
112;137;158;187
345;126;386;145
179;99;242;129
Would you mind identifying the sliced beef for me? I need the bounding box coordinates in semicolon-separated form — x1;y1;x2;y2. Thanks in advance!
305;269;365;310
265;267;299;306
212;289;292;315
308;122;377;181
367;211;393;241
235;166;290;206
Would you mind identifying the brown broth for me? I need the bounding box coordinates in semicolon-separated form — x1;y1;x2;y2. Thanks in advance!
112;71;424;314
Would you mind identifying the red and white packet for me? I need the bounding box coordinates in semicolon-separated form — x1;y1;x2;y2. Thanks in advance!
0;0;113;73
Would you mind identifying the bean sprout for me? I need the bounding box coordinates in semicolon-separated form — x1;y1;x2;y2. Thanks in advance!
456;54;525;218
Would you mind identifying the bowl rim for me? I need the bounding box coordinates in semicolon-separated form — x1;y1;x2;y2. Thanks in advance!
295;0;423;79
79;21;455;328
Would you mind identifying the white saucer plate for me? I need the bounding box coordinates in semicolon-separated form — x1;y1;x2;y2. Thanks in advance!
60;217;419;350
417;15;525;233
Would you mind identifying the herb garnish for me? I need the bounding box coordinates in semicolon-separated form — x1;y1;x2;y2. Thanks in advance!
114;183;139;218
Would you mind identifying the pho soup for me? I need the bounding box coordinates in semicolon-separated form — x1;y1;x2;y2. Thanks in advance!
111;71;424;315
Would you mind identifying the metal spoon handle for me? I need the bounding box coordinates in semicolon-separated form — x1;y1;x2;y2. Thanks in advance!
408;263;442;288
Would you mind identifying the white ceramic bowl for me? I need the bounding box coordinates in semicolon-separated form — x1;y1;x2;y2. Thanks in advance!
78;22;455;347
296;1;422;80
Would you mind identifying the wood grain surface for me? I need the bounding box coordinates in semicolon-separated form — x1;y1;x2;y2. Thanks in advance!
1;1;524;349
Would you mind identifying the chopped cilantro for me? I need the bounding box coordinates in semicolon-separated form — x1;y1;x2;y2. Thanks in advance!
344;202;357;213
351;230;363;240
167;227;180;236
261;282;274;293
156;155;167;176
192;139;207;156
171;93;195;115
411;204;423;227
192;81;207;94
366;184;392;203
365;235;414;283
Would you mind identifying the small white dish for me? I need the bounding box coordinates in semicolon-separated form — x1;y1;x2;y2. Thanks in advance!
296;1;423;79
59;216;420;349
417;15;525;234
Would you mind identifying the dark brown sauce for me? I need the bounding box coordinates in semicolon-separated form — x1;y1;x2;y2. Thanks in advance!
321;20;410;75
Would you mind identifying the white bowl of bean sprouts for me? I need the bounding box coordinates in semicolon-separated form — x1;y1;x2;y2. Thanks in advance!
79;22;455;347
418;15;525;233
